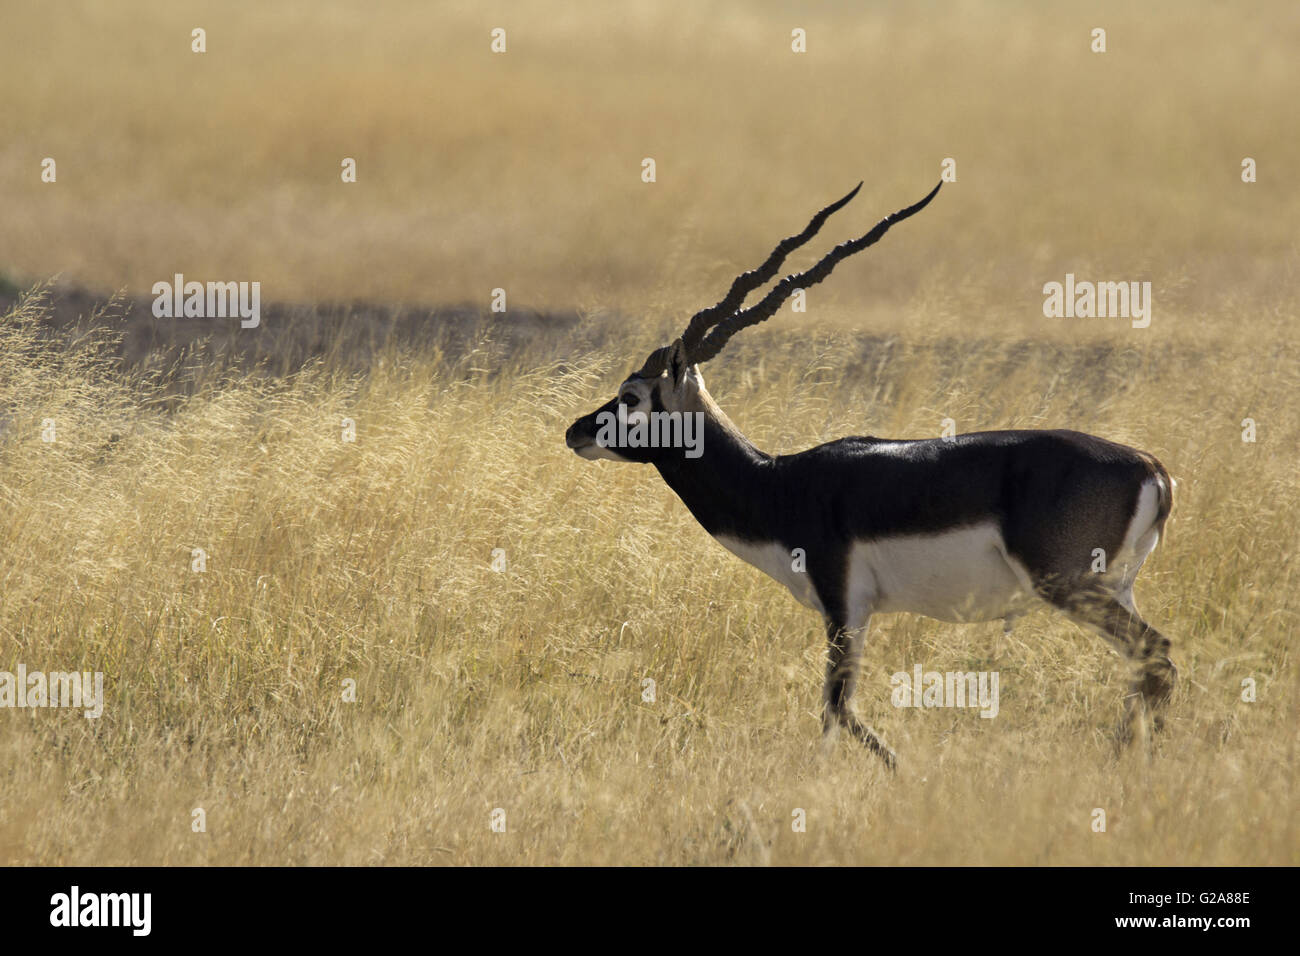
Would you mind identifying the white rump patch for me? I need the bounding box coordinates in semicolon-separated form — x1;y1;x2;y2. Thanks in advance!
1113;478;1163;611
1119;480;1162;564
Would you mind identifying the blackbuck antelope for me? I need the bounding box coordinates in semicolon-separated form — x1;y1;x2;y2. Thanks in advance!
565;182;1177;768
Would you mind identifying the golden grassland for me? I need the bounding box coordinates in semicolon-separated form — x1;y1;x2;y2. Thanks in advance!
1;289;1296;865
0;0;1297;864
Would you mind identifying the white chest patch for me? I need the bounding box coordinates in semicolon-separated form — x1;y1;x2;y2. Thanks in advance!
713;535;824;614
847;523;1034;623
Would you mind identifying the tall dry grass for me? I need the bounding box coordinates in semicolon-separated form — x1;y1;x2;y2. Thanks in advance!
0;283;1295;864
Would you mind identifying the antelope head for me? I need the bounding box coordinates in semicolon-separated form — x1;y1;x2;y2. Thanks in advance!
565;180;942;463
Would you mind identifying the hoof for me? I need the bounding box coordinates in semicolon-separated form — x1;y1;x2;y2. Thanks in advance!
1140;657;1177;707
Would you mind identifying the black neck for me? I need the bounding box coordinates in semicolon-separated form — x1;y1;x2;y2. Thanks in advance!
653;417;772;539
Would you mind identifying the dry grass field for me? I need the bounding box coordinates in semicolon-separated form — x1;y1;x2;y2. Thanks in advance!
0;0;1296;865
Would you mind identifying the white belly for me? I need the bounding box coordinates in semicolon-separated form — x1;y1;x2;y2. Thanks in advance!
848;523;1033;622
715;523;1033;624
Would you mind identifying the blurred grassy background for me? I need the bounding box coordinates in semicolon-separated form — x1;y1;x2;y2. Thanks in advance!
1;0;1296;328
0;0;1297;864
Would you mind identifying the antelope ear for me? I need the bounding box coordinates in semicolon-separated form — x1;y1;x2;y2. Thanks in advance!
666;338;689;387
